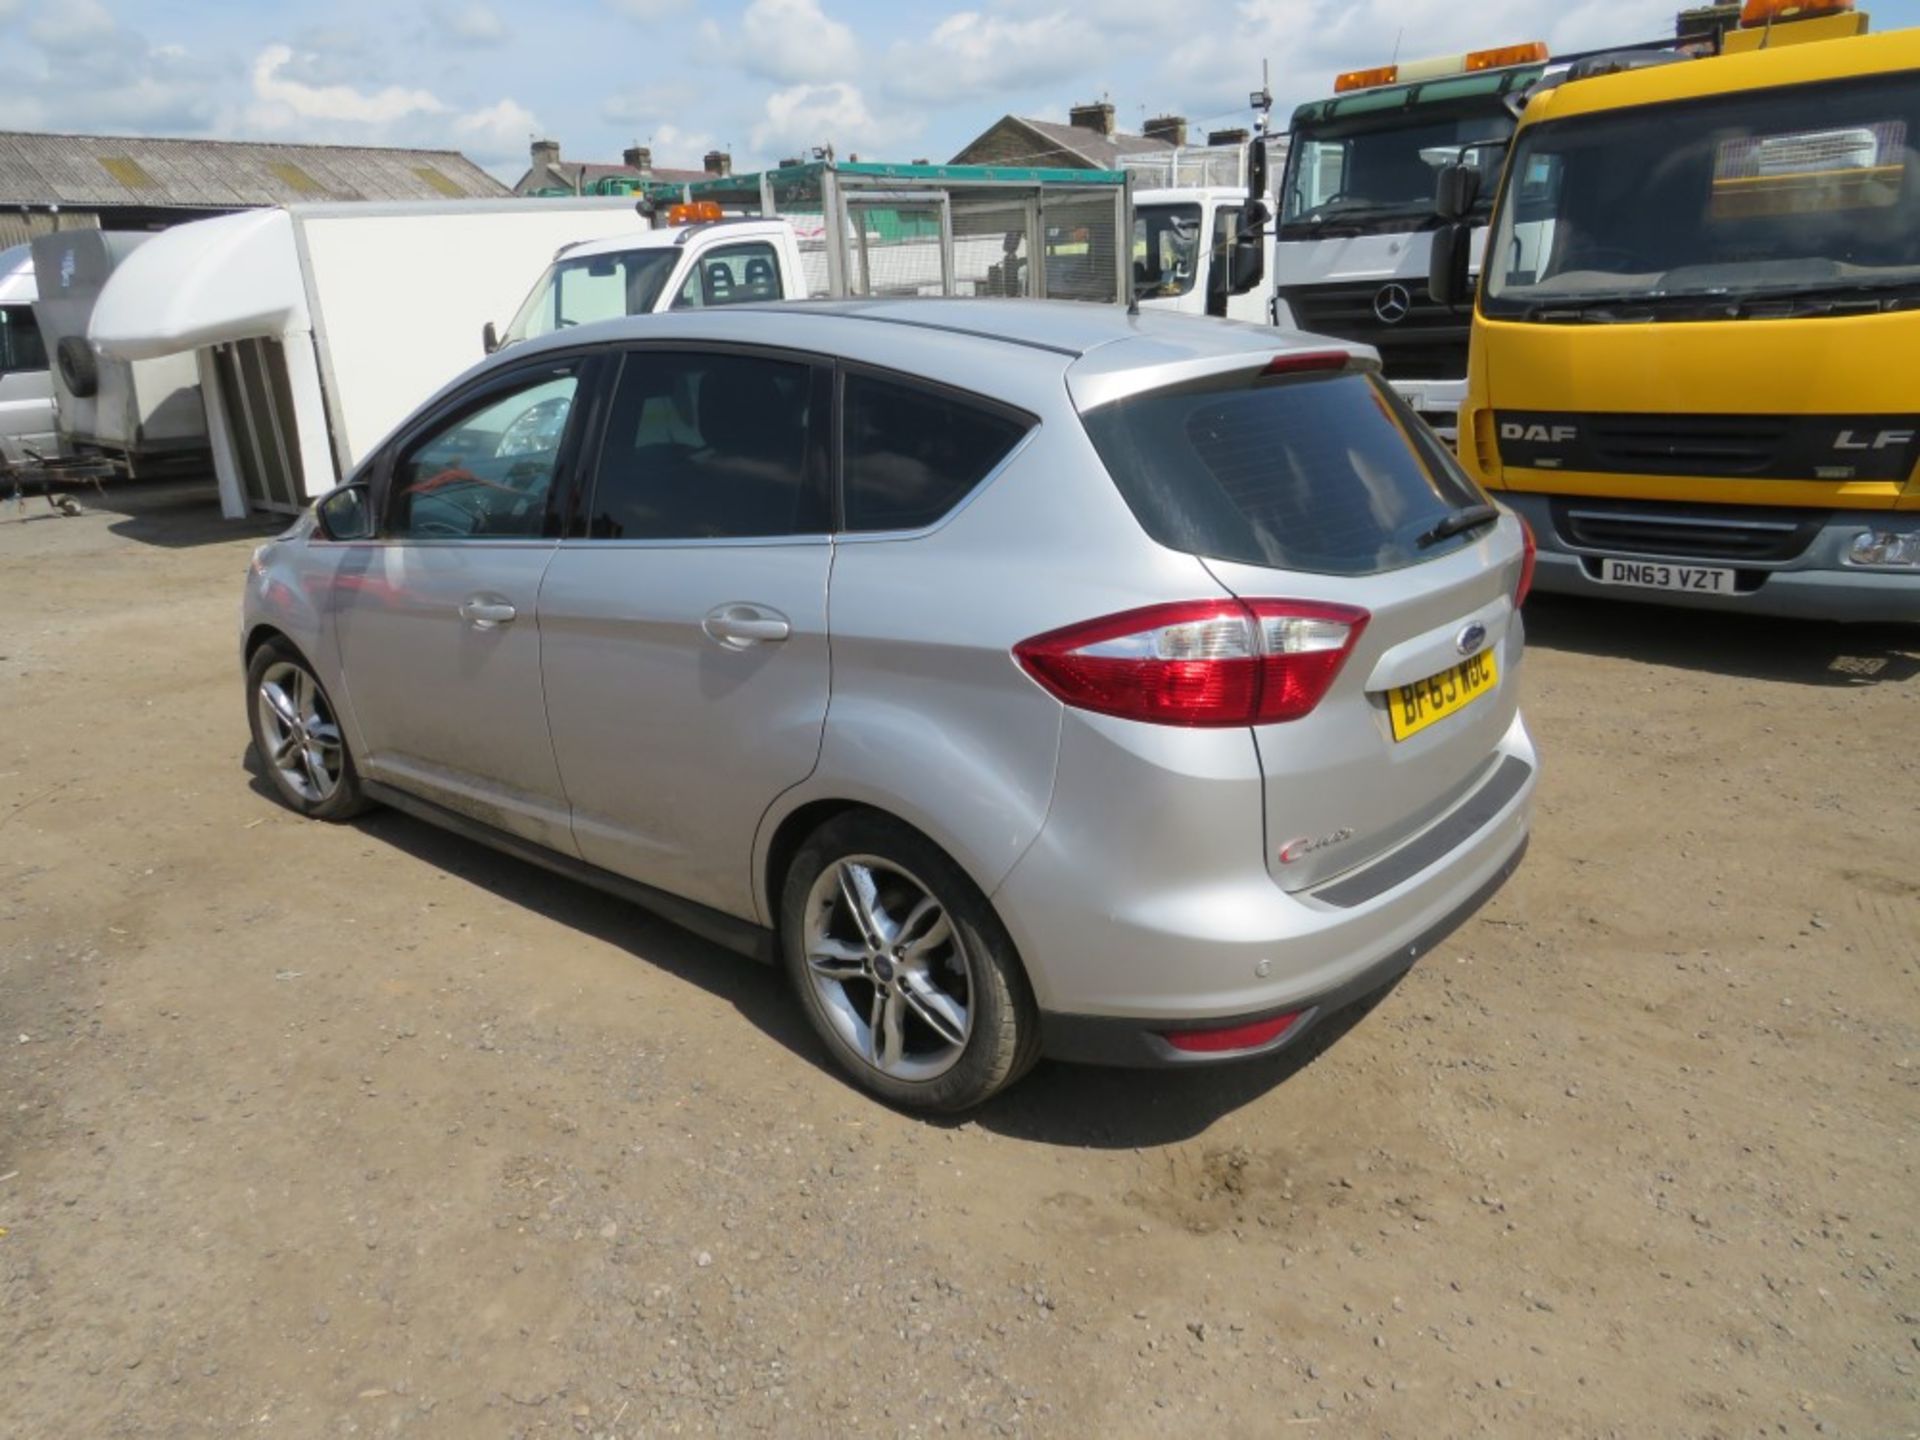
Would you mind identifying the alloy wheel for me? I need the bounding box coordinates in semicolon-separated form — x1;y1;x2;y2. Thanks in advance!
256;661;344;804
801;855;974;1082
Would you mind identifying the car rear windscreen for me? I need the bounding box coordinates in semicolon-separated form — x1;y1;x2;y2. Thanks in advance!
1080;370;1489;576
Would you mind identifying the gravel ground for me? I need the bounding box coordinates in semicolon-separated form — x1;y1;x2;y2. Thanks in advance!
2;481;1916;1439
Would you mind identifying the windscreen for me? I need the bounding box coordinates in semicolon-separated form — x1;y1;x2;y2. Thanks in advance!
502;248;682;345
1081;370;1489;576
1281;109;1512;238
1484;70;1920;317
1132;203;1203;299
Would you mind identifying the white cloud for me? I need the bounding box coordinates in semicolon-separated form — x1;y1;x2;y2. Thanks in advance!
1162;0;1679;118
28;0;115;54
455;97;539;154
702;0;859;84
884;11;1107;105
751;81;913;158
247;43;448;127
428;2;508;47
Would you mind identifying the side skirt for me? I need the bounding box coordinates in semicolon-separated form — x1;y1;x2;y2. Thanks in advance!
362;780;777;965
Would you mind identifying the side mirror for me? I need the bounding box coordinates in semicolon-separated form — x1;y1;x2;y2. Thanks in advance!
1434;163;1481;223
314;483;374;542
1429;222;1474;310
1246;137;1269;202
481;320;500;355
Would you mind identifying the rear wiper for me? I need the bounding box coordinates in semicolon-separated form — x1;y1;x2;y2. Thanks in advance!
1418;504;1501;548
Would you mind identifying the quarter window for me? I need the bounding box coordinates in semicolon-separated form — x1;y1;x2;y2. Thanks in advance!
842;373;1031;532
672;243;785;309
390;372;578;540
588;350;824;539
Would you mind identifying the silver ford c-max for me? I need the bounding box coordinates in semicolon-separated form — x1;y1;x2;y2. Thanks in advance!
242;299;1536;1112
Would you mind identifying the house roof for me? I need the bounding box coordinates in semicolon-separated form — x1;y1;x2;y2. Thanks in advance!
0;130;508;208
515;160;712;195
955;116;1179;171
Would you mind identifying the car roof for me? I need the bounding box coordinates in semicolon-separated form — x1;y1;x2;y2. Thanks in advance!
481;300;1374;420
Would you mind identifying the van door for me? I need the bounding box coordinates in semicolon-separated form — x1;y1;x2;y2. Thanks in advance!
537;345;833;918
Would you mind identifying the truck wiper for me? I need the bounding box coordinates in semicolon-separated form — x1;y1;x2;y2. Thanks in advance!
1417;504;1501;548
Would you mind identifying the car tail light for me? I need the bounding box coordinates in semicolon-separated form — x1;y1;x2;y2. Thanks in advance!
1162;1012;1302;1054
1515;514;1537;607
1262;351;1352;377
1014;599;1368;728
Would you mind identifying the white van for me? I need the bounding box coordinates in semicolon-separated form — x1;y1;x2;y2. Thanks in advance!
0;244;56;467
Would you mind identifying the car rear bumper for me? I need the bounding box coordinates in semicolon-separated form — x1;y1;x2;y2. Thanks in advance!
1039;834;1527;1066
993;710;1536;1053
1508;491;1920;625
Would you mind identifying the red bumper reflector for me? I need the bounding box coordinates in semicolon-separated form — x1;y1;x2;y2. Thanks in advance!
1161;1012;1302;1054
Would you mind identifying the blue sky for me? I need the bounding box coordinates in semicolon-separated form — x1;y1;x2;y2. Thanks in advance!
3;0;1918;181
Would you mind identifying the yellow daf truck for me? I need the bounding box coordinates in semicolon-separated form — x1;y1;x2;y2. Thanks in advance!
1430;0;1919;622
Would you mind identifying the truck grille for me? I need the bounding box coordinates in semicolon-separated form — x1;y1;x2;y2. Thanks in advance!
1551;498;1823;564
1587;415;1787;477
1278;281;1469;382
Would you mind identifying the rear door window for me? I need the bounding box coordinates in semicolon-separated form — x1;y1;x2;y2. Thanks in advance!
842;372;1032;532
1080;370;1487;575
672;243;785;309
586;349;827;538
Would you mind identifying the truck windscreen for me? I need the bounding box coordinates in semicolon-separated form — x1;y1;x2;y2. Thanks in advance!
503;248;682;345
1483;70;1920;319
1281;110;1511;238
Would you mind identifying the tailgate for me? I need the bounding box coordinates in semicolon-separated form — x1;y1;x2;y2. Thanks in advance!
1206;531;1524;893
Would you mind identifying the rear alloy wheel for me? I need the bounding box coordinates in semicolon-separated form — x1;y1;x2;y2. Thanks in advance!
246;642;369;821
782;813;1038;1112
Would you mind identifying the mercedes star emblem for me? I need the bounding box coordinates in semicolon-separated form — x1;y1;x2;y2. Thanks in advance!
1373;283;1413;325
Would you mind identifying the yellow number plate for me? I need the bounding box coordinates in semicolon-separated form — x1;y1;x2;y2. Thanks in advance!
1389;650;1499;742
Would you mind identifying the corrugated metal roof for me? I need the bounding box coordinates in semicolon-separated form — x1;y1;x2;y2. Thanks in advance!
0;131;509;207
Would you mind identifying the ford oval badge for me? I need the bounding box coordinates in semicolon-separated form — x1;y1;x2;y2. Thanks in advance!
1456;622;1488;656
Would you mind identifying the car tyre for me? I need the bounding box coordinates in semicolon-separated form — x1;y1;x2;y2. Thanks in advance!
246;640;370;822
781;811;1040;1113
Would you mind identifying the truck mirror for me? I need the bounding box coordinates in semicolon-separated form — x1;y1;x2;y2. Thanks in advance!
1229;236;1266;296
1247;137;1269;200
481;320;500;355
1428;222;1473;310
1434;164;1481;223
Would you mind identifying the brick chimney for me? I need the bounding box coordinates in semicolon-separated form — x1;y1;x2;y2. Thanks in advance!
703;149;732;177
622;144;653;174
1207;127;1250;147
1069;101;1116;137
1142;114;1188;147
530;138;561;171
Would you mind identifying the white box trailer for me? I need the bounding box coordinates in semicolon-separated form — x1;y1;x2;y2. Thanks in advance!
31;230;210;475
88;197;641;517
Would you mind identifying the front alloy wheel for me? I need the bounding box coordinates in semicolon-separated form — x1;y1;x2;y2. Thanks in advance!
245;640;368;821
256;660;345;804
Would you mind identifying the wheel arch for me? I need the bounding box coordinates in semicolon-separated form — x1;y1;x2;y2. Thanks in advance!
755;794;1014;939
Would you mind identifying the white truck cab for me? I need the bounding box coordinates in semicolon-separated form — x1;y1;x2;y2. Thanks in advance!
1273;43;1549;435
495;216;809;349
1131;187;1273;324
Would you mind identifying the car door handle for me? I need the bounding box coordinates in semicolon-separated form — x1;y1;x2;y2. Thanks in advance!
459;598;518;628
702;603;791;647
